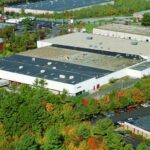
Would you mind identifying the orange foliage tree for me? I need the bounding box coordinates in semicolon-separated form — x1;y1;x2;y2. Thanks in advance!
117;90;126;99
87;137;98;150
82;98;88;106
131;88;145;103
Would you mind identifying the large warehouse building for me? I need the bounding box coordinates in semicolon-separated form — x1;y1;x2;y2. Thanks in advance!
4;0;112;15
0;54;116;96
1;53;150;95
0;30;150;95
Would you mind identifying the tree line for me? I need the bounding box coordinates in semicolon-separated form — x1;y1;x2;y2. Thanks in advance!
0;76;150;149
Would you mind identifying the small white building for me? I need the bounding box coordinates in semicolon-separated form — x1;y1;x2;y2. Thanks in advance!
93;24;150;42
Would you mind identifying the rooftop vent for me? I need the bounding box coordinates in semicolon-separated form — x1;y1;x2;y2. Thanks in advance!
86;36;93;40
59;74;66;79
19;66;23;69
47;62;52;65
69;75;74;79
40;70;45;73
52;67;56;69
131;41;138;45
32;57;36;61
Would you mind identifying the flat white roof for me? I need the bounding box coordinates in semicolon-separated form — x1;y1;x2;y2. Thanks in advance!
94;24;150;36
40;32;150;57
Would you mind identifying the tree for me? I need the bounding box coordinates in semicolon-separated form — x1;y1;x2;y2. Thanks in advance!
77;124;90;140
15;134;39;150
22;18;35;31
136;143;150;150
142;13;150;26
87;137;98;150
124;144;133;150
107;132;125;150
130;88;144;103
92;118;113;136
44;126;64;150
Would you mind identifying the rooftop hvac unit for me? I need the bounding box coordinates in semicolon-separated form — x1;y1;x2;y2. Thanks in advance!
19;66;23;69
59;74;66;79
40;70;45;73
69;75;74;79
32;57;36;61
47;62;52;65
131;41;138;45
86;36;93;40
52;67;56;69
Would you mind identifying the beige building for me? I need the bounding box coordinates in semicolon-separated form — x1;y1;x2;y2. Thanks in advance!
123;115;150;139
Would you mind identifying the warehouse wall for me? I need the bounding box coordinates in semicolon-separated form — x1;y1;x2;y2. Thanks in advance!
93;28;150;42
124;122;150;139
0;70;75;95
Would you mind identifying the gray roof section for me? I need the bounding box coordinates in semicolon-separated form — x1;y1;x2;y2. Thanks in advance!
0;54;112;84
130;61;150;71
127;115;150;132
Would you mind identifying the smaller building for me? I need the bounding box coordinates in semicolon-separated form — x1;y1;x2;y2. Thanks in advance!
93;24;150;42
123;115;150;139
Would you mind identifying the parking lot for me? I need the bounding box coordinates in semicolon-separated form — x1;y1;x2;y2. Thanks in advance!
110;106;150;123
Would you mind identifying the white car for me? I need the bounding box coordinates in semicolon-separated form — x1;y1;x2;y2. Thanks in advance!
141;103;150;107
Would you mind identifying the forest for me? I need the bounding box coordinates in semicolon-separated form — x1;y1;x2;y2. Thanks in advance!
0;76;150;149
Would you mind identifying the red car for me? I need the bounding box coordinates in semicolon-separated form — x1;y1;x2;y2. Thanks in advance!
127;107;136;111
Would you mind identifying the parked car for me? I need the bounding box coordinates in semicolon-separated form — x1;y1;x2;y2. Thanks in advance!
104;111;115;117
115;108;127;115
141;103;150;107
127;106;136;111
128;118;133;121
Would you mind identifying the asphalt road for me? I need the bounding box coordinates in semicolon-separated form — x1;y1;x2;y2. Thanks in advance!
76;16;132;23
37;16;132;23
111;106;150;123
